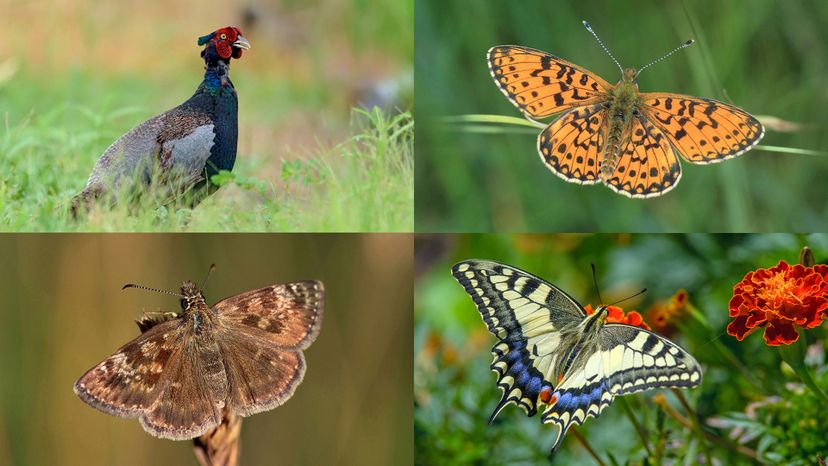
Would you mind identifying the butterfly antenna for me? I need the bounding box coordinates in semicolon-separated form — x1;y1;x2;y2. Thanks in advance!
200;263;217;291
122;283;185;298
636;39;695;78
608;288;648;307
582;20;623;76
590;263;605;305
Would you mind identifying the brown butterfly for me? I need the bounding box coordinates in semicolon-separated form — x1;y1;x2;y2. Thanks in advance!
74;270;324;440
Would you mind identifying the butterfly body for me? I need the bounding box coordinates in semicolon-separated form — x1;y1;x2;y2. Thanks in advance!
452;259;701;453
488;38;764;197
74;278;324;440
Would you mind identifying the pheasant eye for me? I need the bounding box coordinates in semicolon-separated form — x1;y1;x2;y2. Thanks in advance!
220;33;227;40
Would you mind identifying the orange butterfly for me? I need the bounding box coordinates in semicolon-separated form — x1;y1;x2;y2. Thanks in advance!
488;21;764;198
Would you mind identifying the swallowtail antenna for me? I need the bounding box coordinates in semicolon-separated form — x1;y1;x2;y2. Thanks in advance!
590;263;647;309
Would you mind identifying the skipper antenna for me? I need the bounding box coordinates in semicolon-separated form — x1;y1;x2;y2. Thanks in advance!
201;264;217;290
122;283;185;298
636;38;695;78
582;20;623;75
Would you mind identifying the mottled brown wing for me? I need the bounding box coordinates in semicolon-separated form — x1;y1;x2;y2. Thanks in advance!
640;93;764;164
74;319;184;418
138;334;225;440
217;327;307;417
488;45;612;118
213;280;324;350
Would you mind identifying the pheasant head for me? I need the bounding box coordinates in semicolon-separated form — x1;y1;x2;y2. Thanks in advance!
198;26;251;60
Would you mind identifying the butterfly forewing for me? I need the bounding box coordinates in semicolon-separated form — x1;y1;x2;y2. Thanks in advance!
213;280;324;350
488;46;611;118
452;260;585;419
641;93;764;164
74;319;184;418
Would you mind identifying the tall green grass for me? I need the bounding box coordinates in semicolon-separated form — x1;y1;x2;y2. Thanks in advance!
0;103;412;232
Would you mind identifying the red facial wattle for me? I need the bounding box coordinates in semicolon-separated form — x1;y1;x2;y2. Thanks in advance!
206;26;250;60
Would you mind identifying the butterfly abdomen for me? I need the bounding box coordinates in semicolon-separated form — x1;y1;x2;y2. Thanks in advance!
601;80;640;181
199;340;230;405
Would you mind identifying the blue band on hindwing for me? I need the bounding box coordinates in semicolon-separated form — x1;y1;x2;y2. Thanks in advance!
493;338;554;416
554;380;606;411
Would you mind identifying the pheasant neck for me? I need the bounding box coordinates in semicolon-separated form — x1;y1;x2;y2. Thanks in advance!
203;59;232;95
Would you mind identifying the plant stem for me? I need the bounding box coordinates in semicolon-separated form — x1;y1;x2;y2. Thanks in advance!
617;397;652;456
193;410;241;466
570;427;608;466
653;394;758;460
672;389;711;465
779;329;828;405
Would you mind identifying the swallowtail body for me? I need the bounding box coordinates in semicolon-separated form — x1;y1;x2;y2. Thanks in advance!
451;259;702;453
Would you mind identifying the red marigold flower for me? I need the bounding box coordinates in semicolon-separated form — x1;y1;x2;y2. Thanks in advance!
585;304;651;330
728;260;828;346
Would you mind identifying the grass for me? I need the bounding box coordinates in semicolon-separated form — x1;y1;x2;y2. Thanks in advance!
414;0;828;232
0;103;412;231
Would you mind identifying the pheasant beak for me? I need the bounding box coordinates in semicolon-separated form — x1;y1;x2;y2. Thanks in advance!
233;36;251;50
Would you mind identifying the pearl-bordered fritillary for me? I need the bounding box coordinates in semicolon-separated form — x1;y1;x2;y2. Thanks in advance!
488;21;764;198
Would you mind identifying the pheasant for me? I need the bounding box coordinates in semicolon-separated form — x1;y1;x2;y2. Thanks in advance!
70;26;251;216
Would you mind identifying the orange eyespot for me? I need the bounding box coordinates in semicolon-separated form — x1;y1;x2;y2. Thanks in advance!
220;33;227;40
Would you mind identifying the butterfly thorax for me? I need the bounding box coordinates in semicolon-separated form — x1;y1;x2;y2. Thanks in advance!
179;281;229;406
601;69;642;181
552;306;608;384
180;281;218;337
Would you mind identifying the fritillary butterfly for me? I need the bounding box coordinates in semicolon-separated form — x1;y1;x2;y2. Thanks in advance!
488;21;764;198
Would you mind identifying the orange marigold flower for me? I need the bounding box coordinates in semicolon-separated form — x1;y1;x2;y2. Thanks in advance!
646;289;689;336
585;304;651;330
728;260;828;346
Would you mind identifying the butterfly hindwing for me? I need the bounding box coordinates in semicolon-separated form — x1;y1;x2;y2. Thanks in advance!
452;260;585;420
604;114;682;198
537;103;608;184
540;324;702;452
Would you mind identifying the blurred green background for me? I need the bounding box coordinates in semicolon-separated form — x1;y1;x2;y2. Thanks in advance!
415;0;828;232
1;0;413;231
415;233;828;464
0;233;413;466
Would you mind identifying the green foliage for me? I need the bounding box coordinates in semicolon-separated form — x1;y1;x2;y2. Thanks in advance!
415;0;828;232
715;368;828;465
414;233;828;464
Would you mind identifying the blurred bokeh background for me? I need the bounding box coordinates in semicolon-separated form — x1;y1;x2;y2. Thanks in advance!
0;233;413;465
415;233;828;464
415;0;828;232
0;0;413;230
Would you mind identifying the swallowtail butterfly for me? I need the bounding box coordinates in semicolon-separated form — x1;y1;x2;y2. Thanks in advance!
452;259;702;453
